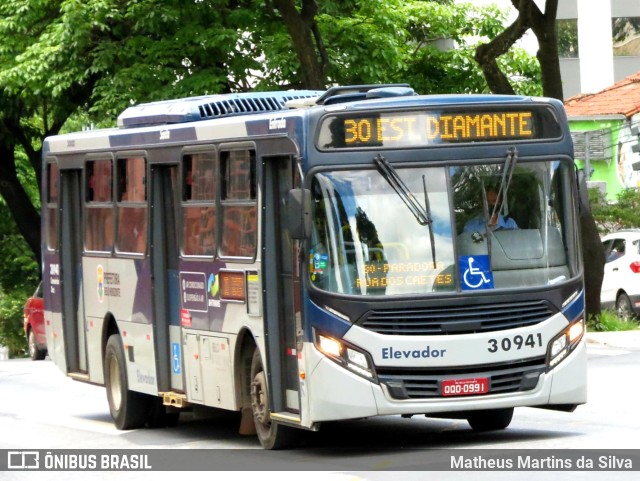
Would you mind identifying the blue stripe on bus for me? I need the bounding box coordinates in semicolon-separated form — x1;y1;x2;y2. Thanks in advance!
305;299;352;338
561;289;585;323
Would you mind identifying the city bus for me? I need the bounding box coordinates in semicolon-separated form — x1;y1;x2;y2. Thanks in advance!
42;84;587;449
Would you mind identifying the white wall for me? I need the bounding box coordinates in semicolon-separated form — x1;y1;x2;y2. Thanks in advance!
576;0;615;93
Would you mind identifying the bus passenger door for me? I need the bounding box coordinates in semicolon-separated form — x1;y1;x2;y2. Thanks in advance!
149;164;181;394
263;156;303;415
59;169;87;374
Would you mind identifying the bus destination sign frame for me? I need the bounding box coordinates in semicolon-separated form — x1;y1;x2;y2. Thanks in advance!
317;105;562;150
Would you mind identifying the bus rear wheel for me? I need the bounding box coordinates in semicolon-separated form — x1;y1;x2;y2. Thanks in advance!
466;408;514;431
104;334;149;430
250;348;296;449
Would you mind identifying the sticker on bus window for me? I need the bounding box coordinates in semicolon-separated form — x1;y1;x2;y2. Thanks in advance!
310;251;328;272
459;255;494;290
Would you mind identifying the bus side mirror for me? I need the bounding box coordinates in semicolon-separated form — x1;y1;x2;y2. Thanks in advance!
288;188;311;239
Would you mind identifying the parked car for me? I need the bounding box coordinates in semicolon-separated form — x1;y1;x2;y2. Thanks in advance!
23;282;47;360
601;230;640;319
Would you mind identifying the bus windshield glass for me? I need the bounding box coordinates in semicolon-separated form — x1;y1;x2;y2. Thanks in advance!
309;159;577;296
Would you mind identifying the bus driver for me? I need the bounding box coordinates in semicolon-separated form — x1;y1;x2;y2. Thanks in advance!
464;187;518;233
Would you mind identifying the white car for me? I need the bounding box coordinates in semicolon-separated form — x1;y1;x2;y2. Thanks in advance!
601;230;640;319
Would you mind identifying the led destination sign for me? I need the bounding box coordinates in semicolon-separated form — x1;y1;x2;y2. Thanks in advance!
318;106;561;149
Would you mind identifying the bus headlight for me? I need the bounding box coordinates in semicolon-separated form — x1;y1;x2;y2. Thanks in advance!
315;332;376;381
547;318;585;369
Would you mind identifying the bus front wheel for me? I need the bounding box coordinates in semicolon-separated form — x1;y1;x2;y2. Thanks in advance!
104;334;149;430
466;408;514;431
250;348;296;449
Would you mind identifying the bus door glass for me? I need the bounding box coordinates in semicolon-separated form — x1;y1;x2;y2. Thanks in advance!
264;155;302;414
59;168;86;373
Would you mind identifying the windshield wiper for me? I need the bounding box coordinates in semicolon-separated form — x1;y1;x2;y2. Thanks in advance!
422;174;437;269
484;147;518;262
491;147;518;223
374;154;437;268
374;154;429;225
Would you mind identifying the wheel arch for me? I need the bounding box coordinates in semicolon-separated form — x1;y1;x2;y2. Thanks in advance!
234;327;259;409
101;313;119;359
615;288;628;300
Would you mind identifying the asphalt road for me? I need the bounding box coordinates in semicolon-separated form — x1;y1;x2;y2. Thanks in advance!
1;334;639;480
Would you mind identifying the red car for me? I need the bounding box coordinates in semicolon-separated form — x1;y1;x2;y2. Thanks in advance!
23;283;47;360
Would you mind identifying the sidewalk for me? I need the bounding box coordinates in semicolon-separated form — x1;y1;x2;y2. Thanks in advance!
585;328;640;350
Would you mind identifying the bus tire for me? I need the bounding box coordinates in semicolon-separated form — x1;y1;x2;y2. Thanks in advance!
466;408;514;431
250;348;296;449
104;334;149;430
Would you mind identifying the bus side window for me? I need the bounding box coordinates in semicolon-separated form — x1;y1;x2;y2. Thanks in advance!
116;156;147;255
84;158;114;253
182;151;217;257
220;150;257;258
46;161;59;251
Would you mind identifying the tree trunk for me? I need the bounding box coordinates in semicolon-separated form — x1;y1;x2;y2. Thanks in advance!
529;0;564;100
0;143;41;266
273;0;326;89
475;14;530;94
580;209;605;320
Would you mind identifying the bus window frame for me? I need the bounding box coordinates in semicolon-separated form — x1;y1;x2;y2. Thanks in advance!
83;154;115;256
218;147;258;262
114;152;148;257
180;145;218;259
45;158;60;252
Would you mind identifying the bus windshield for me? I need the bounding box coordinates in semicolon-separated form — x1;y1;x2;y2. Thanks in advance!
309;159;577;296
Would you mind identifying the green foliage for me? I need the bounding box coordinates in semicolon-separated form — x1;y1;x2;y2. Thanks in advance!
0;197;39;357
589;187;640;234
0;292;29;357
588;310;640;332
0;0;547;355
252;0;541;95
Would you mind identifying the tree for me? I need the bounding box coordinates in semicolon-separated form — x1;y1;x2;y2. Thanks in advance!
0;0;252;266
475;0;562;99
473;0;605;319
0;0;542;269
591;188;640;233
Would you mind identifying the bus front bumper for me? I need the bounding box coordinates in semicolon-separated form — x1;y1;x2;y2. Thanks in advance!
306;340;587;423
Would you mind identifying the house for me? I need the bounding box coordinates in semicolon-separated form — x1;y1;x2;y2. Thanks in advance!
564;72;640;201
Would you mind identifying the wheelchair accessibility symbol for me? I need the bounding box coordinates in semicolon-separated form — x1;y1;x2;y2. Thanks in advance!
460;255;494;290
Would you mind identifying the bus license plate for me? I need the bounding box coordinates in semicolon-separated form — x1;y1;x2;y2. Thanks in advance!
442;377;489;397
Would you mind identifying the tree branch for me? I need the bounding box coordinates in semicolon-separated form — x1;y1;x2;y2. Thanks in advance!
475;11;531;94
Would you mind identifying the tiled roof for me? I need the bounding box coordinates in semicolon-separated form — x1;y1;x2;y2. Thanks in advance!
564;71;640;118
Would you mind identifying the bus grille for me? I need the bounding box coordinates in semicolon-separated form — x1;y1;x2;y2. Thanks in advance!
377;357;546;400
359;300;556;335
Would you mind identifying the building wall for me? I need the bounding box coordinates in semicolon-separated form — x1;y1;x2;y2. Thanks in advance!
571;117;640;201
559;0;640;98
